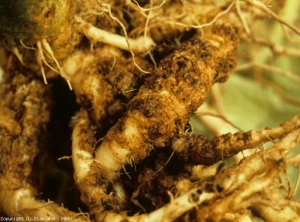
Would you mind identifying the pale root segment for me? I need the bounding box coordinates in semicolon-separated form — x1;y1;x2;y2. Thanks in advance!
0;69;85;219
215;128;300;194
76;17;155;53
0;184;89;221
94;23;239;177
72;110;127;220
196;129;300;221
68;52;153;219
72;112;217;222
173;115;300;165
103;189;215;222
63;50;152;128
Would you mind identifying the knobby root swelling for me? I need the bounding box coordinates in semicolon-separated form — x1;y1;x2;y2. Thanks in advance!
94;23;239;177
72;24;239;220
0;0;300;221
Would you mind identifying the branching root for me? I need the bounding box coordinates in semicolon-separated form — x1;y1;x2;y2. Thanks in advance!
1;0;300;221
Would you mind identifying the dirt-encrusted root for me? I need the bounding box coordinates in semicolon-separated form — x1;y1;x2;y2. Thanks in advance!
0;65;87;220
71;23;239;221
63;50;153;129
173;115;300;166
94;23;239;177
1;0;300;221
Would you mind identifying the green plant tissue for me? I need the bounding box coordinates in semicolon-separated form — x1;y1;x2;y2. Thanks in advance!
222;73;299;131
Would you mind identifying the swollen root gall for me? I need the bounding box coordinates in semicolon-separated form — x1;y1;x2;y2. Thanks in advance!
94;23;239;176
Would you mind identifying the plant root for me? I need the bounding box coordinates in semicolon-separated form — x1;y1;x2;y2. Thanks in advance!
63;49;152;128
173;115;300;166
1;0;300;221
195;128;300;221
75;16;155;54
72;114;216;221
94;22;239;176
0;183;89;221
0;66;87;220
71;22;239;220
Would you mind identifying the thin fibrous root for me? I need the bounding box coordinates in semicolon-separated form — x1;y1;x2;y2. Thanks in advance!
245;0;300;36
235;61;300;83
75;16;155;54
240;35;300;58
198;166;283;221
173;115;300;166
36;39;72;89
215;128;300;193
250;182;300;222
103;189;215;222
195;129;300;221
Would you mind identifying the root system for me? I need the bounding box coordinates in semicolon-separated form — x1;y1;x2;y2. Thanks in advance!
0;0;300;221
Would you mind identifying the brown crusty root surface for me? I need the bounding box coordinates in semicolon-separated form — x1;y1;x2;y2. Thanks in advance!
63;50;153;129
1;0;300;221
72;112;300;221
72;23;239;221
94;23;239;176
173;115;300;165
0;64;88;221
